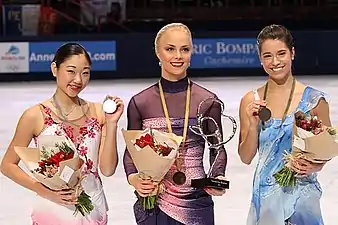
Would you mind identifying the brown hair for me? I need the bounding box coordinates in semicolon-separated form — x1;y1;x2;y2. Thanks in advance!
257;24;294;53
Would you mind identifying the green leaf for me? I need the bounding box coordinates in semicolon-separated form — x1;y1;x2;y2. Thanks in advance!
73;191;94;217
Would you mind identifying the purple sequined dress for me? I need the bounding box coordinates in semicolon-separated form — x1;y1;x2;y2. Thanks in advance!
123;77;227;225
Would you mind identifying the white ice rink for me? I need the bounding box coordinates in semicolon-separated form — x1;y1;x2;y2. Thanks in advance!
0;76;337;225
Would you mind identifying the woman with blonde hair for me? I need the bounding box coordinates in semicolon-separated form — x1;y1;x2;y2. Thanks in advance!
123;23;228;225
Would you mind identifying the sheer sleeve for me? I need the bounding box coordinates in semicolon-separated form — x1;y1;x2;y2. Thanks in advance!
205;99;227;178
123;97;142;179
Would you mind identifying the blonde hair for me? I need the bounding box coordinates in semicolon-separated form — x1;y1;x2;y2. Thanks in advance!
154;23;192;54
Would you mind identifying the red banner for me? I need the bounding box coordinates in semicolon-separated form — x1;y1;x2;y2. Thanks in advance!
38;6;58;35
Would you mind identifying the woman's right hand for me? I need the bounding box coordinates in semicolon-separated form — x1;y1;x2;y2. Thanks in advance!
39;188;78;205
246;100;267;126
129;173;156;197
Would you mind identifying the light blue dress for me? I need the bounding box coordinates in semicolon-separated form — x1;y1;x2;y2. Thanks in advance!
247;86;328;225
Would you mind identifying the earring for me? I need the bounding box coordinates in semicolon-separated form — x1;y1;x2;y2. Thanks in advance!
159;61;161;66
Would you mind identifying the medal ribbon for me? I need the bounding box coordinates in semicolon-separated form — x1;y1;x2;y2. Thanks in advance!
263;77;295;123
158;78;191;171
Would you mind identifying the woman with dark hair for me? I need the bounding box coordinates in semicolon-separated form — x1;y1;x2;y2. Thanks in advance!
0;43;124;225
238;24;331;225
123;23;228;225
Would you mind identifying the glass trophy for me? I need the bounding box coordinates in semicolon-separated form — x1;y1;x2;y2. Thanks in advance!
189;97;237;190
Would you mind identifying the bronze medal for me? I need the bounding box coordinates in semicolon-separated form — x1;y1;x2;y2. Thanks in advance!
259;107;271;122
173;171;186;185
260;77;296;130
159;78;191;187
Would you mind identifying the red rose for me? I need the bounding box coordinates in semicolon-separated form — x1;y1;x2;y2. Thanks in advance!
142;134;154;145
159;145;172;156
135;134;155;149
138;134;152;146
50;151;65;166
64;152;74;160
135;139;147;148
38;160;46;167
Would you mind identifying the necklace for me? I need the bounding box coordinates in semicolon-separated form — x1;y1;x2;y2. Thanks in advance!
59;102;76;117
261;77;296;129
52;95;88;127
158;78;190;185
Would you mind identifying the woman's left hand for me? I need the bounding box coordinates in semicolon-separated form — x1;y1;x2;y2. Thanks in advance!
203;176;227;196
104;96;124;124
291;158;325;176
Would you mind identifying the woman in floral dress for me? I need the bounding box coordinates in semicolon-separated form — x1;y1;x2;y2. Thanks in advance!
0;43;124;225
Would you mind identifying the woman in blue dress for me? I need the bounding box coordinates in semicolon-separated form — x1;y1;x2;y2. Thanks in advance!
238;24;332;225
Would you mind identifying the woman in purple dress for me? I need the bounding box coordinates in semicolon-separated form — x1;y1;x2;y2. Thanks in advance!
123;23;228;225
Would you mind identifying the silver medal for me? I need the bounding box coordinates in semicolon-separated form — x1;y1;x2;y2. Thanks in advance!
103;99;117;114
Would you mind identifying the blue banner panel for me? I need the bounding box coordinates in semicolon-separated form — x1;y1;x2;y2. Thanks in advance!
29;41;116;72
191;38;260;68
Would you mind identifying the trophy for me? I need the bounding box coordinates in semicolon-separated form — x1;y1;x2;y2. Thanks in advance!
252;90;271;129
189;97;237;190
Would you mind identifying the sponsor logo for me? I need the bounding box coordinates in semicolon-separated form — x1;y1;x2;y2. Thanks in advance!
28;41;116;72
1;45;25;60
191;38;260;68
0;42;29;73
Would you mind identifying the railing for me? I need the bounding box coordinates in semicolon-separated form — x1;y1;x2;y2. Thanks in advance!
56;0;97;27
126;0;326;9
51;7;92;33
41;0;95;34
97;15;133;33
126;0;336;21
61;0;133;33
42;0;133;34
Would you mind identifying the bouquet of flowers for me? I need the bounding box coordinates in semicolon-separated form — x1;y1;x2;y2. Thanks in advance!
122;128;183;210
273;111;338;187
14;135;94;216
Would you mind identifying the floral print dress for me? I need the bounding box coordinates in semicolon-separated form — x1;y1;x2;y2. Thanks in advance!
31;104;109;225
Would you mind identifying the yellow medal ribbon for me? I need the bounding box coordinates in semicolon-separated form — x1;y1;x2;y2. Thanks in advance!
158;77;191;185
158;78;191;143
